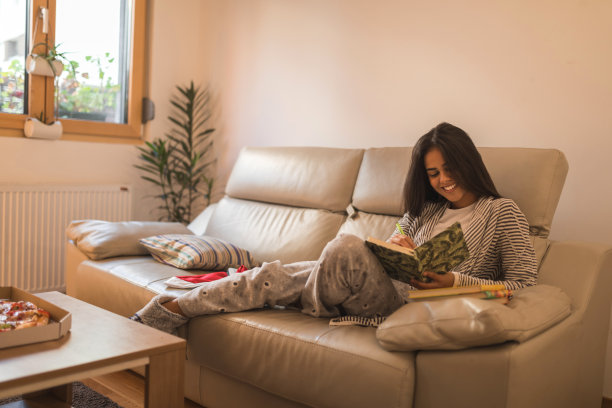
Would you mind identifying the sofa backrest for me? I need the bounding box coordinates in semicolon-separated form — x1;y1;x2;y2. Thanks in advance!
342;147;568;239
202;145;568;266
203;147;364;264
224;147;364;212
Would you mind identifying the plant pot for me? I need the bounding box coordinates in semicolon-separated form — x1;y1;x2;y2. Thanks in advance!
25;55;64;77
23;118;63;140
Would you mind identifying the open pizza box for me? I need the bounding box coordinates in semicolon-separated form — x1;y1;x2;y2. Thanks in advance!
0;287;72;349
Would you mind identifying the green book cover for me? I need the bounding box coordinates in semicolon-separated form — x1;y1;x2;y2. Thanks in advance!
365;222;469;284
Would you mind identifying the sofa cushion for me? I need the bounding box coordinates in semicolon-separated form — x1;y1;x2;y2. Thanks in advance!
70;256;188;316
187;308;415;408
352;147;412;216
226;146;364;212
530;236;550;269
376;284;571;351
350;147;568;237
140;234;256;270
479;148;568;238
337;211;398;241
204;197;345;264
66;220;192;260
338;212;549;269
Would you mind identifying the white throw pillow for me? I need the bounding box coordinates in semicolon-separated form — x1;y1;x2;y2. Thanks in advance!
67;220;191;260
376;284;572;351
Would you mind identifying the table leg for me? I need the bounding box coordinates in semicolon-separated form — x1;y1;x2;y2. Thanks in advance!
18;383;72;408
50;382;73;403
22;382;72;405
145;349;185;408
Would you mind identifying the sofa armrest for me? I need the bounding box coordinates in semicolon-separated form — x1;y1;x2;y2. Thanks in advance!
538;240;612;319
65;240;90;296
66;219;192;260
413;240;612;408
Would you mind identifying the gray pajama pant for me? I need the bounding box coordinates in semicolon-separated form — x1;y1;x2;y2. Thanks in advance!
177;234;405;319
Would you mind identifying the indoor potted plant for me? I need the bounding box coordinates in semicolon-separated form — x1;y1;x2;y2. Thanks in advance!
23;43;78;139
135;81;216;223
26;42;77;78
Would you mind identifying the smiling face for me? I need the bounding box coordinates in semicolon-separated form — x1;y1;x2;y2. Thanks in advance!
424;147;477;209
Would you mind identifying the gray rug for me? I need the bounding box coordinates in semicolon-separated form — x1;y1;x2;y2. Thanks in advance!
0;381;123;407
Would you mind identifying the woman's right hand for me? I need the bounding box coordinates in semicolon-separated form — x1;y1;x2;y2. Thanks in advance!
388;234;416;250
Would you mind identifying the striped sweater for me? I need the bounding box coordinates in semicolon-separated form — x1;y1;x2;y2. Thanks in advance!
394;196;537;290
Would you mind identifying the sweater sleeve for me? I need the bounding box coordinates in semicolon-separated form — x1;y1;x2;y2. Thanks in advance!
455;200;538;290
388;212;417;242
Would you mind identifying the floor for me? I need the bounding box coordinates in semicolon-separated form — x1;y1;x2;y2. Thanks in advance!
85;370;202;408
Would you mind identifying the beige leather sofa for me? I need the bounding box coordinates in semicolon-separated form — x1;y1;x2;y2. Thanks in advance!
65;146;612;408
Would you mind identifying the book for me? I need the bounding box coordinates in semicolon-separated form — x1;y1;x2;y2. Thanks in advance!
365;221;469;284
405;284;513;305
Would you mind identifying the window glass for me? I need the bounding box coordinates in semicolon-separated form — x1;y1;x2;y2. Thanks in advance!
0;0;27;115
55;0;131;123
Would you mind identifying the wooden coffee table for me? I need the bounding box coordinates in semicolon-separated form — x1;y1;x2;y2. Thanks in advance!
0;292;186;407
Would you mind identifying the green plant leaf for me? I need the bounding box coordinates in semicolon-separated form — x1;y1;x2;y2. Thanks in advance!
134;82;216;223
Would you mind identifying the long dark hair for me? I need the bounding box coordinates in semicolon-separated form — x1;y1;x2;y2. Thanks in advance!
403;122;500;216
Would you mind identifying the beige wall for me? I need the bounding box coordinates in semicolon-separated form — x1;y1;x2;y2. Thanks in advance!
0;0;611;395
203;0;612;246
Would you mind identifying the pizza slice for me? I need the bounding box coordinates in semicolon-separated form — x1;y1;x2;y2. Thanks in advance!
0;299;50;331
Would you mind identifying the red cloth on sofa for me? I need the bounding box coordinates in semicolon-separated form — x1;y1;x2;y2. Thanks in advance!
175;265;248;283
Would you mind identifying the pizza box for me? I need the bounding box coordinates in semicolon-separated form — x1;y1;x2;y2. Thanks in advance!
0;287;72;349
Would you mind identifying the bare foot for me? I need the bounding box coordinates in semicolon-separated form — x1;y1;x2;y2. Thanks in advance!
162;299;186;317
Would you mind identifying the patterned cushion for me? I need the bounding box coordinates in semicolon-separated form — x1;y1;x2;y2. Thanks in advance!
140;234;256;270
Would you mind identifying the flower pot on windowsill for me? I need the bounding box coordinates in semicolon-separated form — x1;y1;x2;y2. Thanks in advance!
25;55;64;77
23;117;62;140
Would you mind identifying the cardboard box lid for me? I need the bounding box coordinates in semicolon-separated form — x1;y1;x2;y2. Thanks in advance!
0;287;72;349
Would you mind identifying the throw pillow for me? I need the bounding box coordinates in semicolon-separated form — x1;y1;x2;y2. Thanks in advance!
140;234;256;270
66;220;192;260
376;284;571;351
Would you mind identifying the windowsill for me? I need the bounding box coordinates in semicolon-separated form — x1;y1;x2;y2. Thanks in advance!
0;114;144;144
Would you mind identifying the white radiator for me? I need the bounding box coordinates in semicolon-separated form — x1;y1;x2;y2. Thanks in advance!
0;185;132;293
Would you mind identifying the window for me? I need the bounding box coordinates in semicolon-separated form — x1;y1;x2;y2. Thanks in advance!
0;0;145;142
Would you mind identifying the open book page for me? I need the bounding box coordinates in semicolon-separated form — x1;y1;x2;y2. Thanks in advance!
365;222;469;284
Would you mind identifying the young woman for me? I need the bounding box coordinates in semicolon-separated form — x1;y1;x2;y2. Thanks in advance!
132;122;537;334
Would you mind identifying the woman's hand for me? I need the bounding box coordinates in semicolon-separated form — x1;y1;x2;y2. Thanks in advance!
389;234;416;250
410;272;454;289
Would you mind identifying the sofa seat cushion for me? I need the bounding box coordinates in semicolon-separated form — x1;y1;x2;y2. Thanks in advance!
72;256;195;316
187;308;415;408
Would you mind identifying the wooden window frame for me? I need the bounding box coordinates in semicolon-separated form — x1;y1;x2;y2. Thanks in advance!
0;0;145;143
